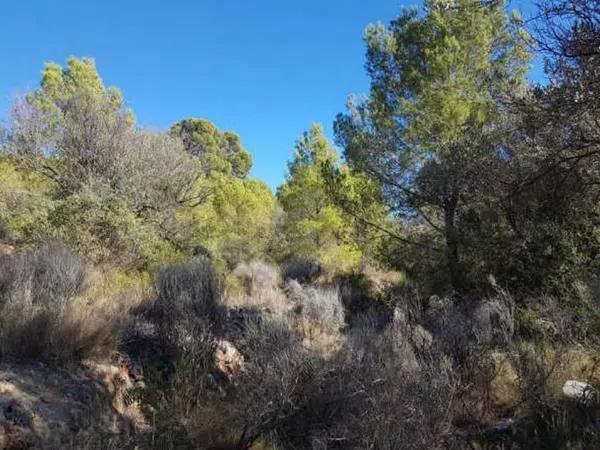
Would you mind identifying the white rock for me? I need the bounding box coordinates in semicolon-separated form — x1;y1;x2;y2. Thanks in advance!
563;380;596;401
214;340;245;378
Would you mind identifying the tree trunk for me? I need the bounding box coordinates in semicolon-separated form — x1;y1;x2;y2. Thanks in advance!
444;195;462;291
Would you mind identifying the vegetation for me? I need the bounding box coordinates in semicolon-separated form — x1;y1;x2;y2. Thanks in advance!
1;0;600;448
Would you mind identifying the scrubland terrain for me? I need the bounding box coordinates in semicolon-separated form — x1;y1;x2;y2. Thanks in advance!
0;248;598;449
1;0;600;448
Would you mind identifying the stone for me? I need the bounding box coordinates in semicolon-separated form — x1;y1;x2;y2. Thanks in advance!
563;380;597;402
214;340;245;379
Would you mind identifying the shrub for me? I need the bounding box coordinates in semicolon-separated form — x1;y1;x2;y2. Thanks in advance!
227;261;289;316
233;261;280;297
282;258;322;283
225;317;321;448
0;242;125;361
154;259;222;329
287;282;346;354
272;314;459;450
0;242;86;308
472;287;515;346
336;272;392;325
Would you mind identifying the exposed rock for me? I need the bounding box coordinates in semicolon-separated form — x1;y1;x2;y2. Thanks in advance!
214;340;245;379
0;242;14;257
563;380;597;402
0;360;147;449
484;418;514;437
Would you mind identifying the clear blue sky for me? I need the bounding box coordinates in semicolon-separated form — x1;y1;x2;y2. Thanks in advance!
0;0;539;189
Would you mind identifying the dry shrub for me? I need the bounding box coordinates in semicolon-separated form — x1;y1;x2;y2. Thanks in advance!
224;317;320;448
272;315;460;450
425;297;472;358
154;259;222;325
463;342;600;449
151;259;223;377
336;272;393;326
133;260;227;448
287;282;344;332
233;261;280;296
0;242;127;362
282;258;322;283
286;281;346;355
472;294;515;346
139;314;319;449
0;242;86;308
517;295;582;342
227;261;290;316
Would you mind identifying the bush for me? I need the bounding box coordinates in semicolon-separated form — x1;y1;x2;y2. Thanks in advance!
270;313;459;450
227;261;289;316
233;260;280;297
287;282;346;353
336;272;392;326
154;259;223;330
282;258;323;283
129;260;228;447
0;242;86;308
472;295;515;346
226;317;320;448
0;242;124;361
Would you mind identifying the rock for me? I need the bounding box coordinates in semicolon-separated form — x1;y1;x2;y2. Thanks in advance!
563;380;597;402
484;418;514;437
214;340;245;379
0;360;148;448
0;242;14;257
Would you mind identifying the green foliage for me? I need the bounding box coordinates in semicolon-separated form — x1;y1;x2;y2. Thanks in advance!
1;58;282;272
184;175;277;270
170;118;252;178
336;0;531;290
278;124;385;273
4;59;199;267
46;187;179;268
0;154;53;242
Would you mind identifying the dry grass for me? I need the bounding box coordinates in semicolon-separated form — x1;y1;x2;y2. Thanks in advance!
227;261;291;316
286;280;346;356
0;243;141;363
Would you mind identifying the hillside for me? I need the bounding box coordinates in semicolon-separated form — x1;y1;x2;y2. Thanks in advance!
1;0;600;448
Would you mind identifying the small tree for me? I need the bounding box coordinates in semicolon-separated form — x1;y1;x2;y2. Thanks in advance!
277;124;385;273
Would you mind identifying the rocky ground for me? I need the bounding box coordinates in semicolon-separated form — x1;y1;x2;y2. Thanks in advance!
0;358;146;449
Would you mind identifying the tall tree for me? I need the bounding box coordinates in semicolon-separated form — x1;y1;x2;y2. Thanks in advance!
3;58;198;266
490;0;600;293
170;118;252;179
278;124;385;272
335;0;530;290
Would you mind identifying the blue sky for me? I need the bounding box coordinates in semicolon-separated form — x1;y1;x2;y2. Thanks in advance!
1;0;540;189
